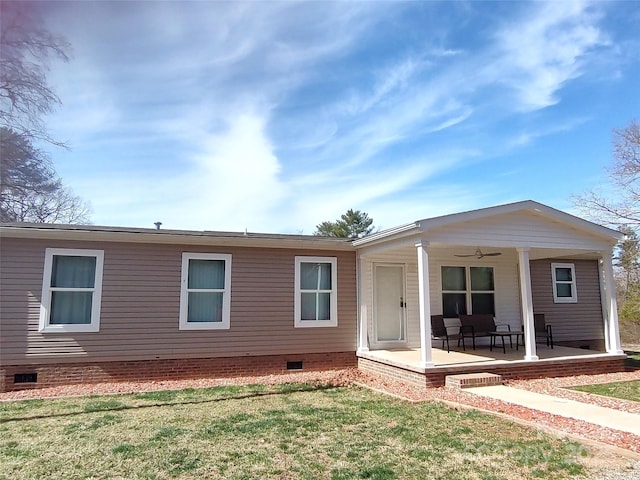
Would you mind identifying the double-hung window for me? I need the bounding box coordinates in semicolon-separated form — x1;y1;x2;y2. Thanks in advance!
179;253;232;330
441;266;495;317
39;248;104;333
551;263;577;303
294;256;338;327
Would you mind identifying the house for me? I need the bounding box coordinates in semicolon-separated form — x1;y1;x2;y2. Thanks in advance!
0;200;627;392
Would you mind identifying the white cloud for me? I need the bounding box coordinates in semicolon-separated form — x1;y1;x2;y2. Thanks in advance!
37;0;629;234
182;112;286;231
506;116;591;148
490;0;607;110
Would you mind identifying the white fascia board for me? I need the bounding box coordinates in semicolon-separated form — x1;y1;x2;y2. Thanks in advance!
351;222;421;248
417;200;623;243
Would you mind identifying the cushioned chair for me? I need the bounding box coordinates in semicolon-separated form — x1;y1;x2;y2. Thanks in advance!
431;314;463;352
534;313;553;348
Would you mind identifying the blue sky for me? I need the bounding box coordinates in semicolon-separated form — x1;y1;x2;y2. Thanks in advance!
40;0;640;233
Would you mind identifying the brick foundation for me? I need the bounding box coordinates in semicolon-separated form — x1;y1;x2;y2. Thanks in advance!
358;354;627;388
1;352;357;392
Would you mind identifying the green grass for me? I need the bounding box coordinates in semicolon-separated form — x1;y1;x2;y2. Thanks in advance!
0;383;592;480
570;379;640;402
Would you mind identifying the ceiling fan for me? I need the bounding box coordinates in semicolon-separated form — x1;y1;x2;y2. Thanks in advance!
454;248;502;259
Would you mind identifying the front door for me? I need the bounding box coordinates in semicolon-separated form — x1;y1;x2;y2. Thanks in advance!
374;264;406;345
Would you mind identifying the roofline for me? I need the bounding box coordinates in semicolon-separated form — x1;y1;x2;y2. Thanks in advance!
353;200;623;248
0;223;355;251
351;221;420;247
417;200;623;241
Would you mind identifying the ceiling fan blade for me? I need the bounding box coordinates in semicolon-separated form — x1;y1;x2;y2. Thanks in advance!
454;254;476;257
482;252;502;256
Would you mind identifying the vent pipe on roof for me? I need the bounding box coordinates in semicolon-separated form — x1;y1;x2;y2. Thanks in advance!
154;222;162;230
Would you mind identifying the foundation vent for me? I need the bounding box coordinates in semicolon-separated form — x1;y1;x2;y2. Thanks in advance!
14;373;37;384
286;361;303;370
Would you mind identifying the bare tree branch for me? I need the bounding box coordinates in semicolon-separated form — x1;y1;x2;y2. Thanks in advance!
574;120;640;227
0;1;70;146
0;4;89;225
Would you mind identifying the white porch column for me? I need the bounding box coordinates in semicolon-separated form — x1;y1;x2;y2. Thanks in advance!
416;241;434;368
601;250;624;354
517;247;538;361
357;254;369;352
598;259;611;353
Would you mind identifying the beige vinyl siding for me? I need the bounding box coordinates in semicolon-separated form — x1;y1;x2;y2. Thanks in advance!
1;238;357;365
530;259;604;342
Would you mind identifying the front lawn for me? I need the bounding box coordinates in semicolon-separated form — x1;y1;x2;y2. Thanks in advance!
570;380;640;403
1;383;590;480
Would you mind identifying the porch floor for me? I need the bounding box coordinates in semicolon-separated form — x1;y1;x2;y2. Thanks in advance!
360;344;607;371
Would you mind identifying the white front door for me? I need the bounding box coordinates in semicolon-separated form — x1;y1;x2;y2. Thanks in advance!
374;264;406;345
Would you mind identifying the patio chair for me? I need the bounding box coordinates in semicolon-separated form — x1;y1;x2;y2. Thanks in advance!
431;315;463;352
534;313;553;348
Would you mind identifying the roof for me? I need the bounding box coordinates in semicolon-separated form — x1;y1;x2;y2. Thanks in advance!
353;200;623;247
1;200;623;251
0;222;355;251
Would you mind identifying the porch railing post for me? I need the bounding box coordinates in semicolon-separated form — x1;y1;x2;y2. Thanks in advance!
601;250;624;355
517;247;538;361
416;241;434;368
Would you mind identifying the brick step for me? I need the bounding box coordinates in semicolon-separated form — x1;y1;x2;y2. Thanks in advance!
445;372;503;389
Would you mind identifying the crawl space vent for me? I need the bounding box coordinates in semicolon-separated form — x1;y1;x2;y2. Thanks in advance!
286;361;303;370
14;373;37;384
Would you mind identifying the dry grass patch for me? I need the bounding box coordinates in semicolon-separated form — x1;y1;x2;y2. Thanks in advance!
1;383;592;479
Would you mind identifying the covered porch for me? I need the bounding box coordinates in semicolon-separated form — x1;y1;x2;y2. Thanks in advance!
357;345;627;388
353;202;625;379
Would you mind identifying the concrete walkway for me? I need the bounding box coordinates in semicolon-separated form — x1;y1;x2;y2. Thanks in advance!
466;385;640;436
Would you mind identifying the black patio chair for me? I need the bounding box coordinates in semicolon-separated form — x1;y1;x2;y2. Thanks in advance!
431;314;463;353
534;313;553;348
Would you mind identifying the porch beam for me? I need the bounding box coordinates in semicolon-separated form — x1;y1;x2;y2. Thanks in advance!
416;241;434;368
601;250;624;354
517;247;538;361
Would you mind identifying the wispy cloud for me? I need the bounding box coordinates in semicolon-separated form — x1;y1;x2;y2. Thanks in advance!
40;0;631;233
489;0;607;110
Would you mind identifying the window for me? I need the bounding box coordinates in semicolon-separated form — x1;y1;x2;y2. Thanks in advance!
180;253;232;330
295;256;337;327
39;248;104;333
551;263;577;303
442;266;494;317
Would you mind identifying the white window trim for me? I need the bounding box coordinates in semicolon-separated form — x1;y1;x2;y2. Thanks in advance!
294;256;338;328
179;253;232;330
39;248;104;333
551;262;578;303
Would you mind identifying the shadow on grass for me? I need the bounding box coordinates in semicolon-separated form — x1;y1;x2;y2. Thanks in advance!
0;383;338;424
624;350;640;369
